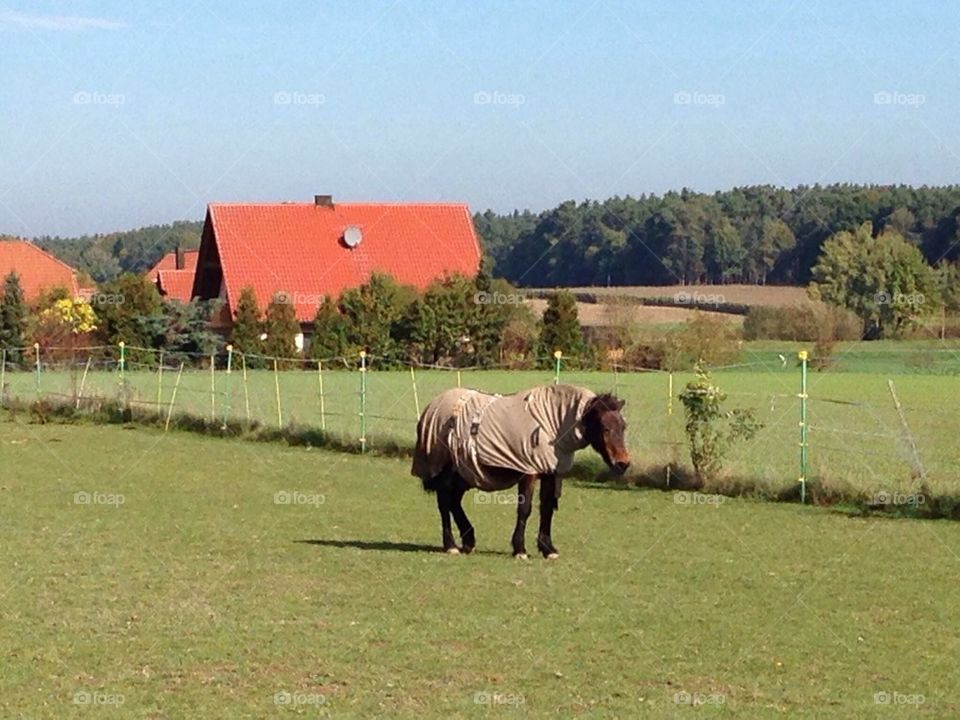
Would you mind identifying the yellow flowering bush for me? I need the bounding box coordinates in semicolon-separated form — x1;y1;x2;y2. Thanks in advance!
40;298;98;335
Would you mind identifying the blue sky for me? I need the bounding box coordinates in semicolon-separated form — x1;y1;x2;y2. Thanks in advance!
1;0;958;236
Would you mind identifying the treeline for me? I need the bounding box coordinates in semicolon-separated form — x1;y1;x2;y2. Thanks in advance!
476;184;960;286
35;221;203;283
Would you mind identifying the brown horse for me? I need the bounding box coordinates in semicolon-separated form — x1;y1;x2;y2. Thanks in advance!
412;385;630;559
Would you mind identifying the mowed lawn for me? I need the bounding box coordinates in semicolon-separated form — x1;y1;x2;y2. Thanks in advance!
2;422;960;718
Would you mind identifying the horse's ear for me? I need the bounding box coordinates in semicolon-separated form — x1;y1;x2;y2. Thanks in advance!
615;398;625;411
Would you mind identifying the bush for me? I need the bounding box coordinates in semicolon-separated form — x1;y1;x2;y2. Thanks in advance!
743;303;860;342
658;313;741;371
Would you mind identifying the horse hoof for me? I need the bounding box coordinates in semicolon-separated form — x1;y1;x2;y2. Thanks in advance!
514;553;528;560
546;553;560;560
446;547;461;555
461;546;475;555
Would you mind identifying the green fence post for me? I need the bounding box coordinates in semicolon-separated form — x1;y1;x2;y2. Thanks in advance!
359;351;367;453
157;349;164;410
553;350;562;385
34;343;41;399
317;359;326;432
0;348;5;406
273;357;283;428
222;345;234;430
798;350;809;504
209;351;216;423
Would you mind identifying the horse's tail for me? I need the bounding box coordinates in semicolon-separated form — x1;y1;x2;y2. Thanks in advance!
412;412;443;492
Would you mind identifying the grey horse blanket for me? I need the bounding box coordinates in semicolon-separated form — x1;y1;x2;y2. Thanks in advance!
412;384;596;491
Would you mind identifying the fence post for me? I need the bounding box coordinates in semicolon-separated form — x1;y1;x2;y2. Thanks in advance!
798;350;809;504
241;353;251;426
317;359;326;432
118;341;125;379
157;350;164;410
165;361;185;432
34;343;41;399
359;351;367;453
210;352;216;423
222;345;234;430
554;350;562;385
410;365;420;419
273;357;283;428
76;356;92;409
667;372;673;416
887;379;925;481
0;348;5;406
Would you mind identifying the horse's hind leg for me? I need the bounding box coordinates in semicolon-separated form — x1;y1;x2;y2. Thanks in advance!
449;474;476;554
434;474;459;554
537;474;560;559
511;475;536;559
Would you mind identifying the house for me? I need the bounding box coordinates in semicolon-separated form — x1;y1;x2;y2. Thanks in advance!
0;239;80;302
145;248;199;303
192;195;482;344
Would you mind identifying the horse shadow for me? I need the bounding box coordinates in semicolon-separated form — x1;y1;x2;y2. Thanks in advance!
295;539;509;556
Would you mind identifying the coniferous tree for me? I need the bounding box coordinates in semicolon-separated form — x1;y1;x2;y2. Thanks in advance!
0;271;28;363
262;293;300;365
231;287;265;367
538;290;586;368
308;296;348;361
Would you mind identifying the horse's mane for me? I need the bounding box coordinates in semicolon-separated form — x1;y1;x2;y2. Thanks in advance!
587;392;624;414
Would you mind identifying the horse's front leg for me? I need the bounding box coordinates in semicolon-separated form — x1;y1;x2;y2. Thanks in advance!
511;475;536;559
537;474;560;559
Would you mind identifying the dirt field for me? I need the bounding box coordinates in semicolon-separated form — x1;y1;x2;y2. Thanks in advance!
525;298;741;327
557;284;812;307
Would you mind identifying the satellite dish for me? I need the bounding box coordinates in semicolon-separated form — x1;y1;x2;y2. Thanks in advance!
343;226;363;248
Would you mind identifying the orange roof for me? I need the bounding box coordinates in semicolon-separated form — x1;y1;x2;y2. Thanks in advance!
155;269;195;303
146;249;199;280
0;239;79;302
197;202;482;322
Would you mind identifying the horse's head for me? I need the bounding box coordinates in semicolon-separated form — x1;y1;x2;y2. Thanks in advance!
581;393;630;475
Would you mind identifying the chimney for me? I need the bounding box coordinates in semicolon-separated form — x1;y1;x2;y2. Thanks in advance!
175;246;185;270
314;194;333;207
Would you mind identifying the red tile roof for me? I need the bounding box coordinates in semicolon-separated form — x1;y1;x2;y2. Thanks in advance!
155;269;196;303
146;249;199;280
0;239;79;302
198;202;482;322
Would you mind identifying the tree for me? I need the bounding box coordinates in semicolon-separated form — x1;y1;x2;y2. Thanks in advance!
308;296;348;361
758;219;795;284
92;274;164;349
339;273;416;363
538;290;586;367
262;293;300;364
0;272;28;363
810;222;940;339
160;300;221;364
231;287;265;364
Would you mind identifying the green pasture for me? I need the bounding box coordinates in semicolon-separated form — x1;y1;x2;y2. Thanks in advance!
2;343;960;496
1;422;959;718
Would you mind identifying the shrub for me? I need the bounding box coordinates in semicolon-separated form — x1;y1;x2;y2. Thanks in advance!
659;313;741;371
743;303;860;342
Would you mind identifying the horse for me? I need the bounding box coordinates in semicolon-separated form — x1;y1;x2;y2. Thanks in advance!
411;384;630;559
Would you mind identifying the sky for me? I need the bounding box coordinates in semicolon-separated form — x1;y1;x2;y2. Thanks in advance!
0;0;959;237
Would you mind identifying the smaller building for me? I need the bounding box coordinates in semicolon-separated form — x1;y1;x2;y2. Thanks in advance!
145;248;199;303
0;239;79;302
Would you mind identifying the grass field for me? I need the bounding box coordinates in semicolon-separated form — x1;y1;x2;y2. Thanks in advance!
2;421;959;718
4;343;960;497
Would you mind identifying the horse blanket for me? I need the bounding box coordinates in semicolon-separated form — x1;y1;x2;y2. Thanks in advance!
411;384;597;491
